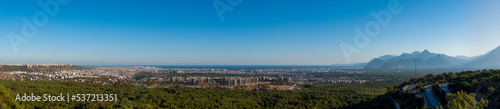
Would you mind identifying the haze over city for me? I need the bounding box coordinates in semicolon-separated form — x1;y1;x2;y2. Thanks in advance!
1;0;499;65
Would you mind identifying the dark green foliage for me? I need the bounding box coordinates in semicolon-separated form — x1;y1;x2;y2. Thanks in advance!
447;91;488;109
0;84;22;109
0;80;396;108
388;69;500;108
432;84;447;104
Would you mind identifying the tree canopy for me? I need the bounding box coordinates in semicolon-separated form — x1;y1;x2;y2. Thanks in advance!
447;91;488;109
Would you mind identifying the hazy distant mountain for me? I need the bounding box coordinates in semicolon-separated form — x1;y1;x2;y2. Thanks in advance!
365;50;465;69
365;45;500;69
377;55;397;60
463;46;500;68
454;55;476;60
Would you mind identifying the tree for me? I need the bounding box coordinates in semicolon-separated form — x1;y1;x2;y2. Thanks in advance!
447;91;488;109
0;84;22;109
410;78;417;84
416;85;424;92
488;87;495;94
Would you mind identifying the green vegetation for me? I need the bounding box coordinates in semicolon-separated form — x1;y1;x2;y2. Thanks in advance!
447;91;488;109
378;69;500;109
0;84;22;109
372;86;425;109
0;80;396;108
4;69;499;108
422;69;499;108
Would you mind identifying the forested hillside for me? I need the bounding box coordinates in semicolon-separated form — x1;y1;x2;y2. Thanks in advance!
0;84;21;109
0;80;396;108
3;69;499;108
379;69;500;109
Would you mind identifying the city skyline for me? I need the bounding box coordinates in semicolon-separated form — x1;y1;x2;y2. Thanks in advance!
1;0;500;65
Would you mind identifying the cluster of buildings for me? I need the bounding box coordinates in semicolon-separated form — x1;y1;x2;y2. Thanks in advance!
299;77;366;83
187;77;212;85
223;77;292;86
2;66;161;84
157;68;365;75
0;73;45;81
26;64;76;67
0;64;76;67
254;68;366;73
2;65;368;86
49;66;161;80
144;76;294;86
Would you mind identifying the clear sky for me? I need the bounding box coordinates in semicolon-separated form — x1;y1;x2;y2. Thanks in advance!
1;0;499;65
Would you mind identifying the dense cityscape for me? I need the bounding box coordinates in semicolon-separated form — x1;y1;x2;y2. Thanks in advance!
0;64;367;88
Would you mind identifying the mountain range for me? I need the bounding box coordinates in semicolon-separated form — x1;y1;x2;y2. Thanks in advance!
364;45;500;69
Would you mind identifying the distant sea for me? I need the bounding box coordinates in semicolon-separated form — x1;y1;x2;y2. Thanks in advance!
80;65;362;70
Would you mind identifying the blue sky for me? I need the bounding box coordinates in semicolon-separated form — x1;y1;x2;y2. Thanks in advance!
1;0;499;65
